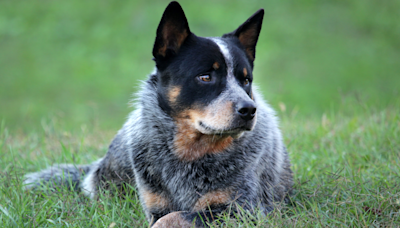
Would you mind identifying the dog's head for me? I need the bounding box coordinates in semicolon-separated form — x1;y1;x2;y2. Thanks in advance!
152;2;264;160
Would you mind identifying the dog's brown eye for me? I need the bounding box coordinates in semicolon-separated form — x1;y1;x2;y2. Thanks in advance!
244;78;250;85
198;75;211;82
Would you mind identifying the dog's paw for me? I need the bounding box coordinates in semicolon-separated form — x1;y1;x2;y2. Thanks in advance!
152;211;195;228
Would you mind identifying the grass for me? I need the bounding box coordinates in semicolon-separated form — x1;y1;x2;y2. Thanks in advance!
1;106;399;227
1;0;400;227
1;0;399;131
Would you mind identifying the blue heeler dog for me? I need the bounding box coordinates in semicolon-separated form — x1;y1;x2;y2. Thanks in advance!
24;2;293;227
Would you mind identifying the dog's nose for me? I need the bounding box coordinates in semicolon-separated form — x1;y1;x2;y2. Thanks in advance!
237;101;256;121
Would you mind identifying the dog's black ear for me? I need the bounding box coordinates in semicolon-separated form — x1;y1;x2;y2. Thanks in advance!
223;9;264;61
153;1;191;60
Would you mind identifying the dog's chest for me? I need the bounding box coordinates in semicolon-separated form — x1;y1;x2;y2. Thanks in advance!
162;159;245;210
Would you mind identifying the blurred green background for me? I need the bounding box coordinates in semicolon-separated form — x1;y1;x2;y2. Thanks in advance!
1;0;399;132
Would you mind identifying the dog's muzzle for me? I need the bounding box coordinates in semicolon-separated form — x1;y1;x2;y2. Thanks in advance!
237;100;256;121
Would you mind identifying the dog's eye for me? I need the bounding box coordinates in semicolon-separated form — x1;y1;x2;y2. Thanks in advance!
244;78;250;85
198;75;212;82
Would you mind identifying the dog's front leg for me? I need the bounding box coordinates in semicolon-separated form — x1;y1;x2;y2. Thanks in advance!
151;211;195;228
152;209;225;228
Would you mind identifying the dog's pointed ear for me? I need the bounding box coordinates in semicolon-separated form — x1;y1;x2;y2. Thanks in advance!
223;9;264;61
153;1;191;60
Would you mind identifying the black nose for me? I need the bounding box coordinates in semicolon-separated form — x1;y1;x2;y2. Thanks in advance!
237;101;257;121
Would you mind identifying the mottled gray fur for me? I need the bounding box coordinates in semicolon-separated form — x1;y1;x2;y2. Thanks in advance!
23;3;293;226
24;73;293;220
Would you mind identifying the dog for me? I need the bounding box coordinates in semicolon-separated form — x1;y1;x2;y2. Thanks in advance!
24;1;293;227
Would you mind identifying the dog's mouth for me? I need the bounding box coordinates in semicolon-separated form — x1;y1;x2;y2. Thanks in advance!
198;121;253;136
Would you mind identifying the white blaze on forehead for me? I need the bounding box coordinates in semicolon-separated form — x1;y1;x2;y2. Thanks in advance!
209;37;247;95
209;38;234;78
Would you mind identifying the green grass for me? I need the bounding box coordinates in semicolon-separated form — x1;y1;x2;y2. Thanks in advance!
1;0;399;131
1;107;399;227
1;0;400;227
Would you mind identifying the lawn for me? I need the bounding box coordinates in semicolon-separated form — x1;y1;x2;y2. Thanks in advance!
1;0;399;227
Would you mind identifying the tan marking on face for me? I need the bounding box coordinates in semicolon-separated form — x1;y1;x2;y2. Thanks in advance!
174;118;233;161
190;101;234;129
152;211;193;228
243;68;248;77
168;86;181;104
213;62;220;70
193;189;232;211
142;190;169;210
173;102;235;161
